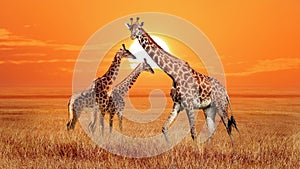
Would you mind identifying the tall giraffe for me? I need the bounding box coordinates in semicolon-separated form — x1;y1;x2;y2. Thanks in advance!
125;17;239;143
66;44;136;131
89;58;154;133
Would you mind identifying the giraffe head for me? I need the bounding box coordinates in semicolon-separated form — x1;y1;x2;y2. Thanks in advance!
142;58;155;74
125;17;144;40
118;44;137;59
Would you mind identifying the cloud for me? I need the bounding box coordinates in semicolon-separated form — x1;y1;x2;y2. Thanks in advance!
0;58;106;65
0;28;81;51
13;53;47;57
59;68;74;73
0;59;75;64
0;29;11;40
227;58;300;76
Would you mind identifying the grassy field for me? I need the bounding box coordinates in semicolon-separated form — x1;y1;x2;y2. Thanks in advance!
0;95;299;168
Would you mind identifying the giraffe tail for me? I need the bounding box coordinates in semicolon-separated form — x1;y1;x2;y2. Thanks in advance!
226;95;239;134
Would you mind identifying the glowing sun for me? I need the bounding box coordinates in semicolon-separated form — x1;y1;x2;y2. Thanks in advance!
128;36;171;69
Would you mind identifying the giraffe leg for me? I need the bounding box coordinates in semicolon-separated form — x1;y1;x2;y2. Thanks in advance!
203;105;217;140
67;113;78;131
186;108;197;141
185;108;199;151
162;102;181;143
99;113;104;136
88;110;97;133
109;112;114;133
118;111;123;133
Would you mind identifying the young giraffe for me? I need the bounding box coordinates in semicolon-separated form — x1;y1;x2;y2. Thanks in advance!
89;58;154;133
126;17;239;143
66;81;97;130
66;44;136;131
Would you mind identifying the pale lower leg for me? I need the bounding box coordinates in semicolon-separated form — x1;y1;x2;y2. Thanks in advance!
204;105;217;140
206;117;216;138
88;111;97;133
118;113;123;132
186;109;199;151
99;113;104;136
162;103;181;143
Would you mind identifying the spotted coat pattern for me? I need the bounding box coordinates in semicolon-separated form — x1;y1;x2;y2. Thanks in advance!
66;44;136;131
126;18;238;142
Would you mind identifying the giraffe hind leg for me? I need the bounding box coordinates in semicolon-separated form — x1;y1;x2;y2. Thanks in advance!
203;105;217;140
162;102;181;144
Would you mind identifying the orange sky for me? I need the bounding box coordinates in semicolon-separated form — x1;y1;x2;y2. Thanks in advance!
0;1;299;94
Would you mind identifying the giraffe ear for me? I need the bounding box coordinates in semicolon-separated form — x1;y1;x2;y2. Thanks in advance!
140;22;144;27
125;23;131;29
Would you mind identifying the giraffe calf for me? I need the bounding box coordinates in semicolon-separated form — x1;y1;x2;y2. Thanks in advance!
89;58;154;134
66;82;98;131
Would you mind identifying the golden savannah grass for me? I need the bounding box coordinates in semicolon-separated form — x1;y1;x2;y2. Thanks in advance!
0;95;299;168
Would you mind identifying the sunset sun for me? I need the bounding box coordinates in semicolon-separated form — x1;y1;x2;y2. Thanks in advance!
128;35;171;69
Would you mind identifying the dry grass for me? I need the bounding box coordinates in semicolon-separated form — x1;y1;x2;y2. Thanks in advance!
0;96;299;168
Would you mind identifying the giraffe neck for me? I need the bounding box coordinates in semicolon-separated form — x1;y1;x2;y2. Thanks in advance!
102;52;122;87
112;63;143;97
137;29;187;79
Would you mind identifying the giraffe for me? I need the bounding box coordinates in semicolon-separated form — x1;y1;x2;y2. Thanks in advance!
89;58;154;133
66;44;136;131
125;17;239;144
66;81;97;131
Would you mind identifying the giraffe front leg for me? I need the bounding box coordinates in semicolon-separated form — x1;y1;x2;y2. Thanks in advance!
99;112;104;136
186;107;200;152
109;112;114;133
186;108;197;141
118;112;123;133
162;102;181;143
88;110;97;134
